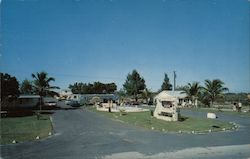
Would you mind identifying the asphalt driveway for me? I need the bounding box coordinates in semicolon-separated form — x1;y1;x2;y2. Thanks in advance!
1;102;250;159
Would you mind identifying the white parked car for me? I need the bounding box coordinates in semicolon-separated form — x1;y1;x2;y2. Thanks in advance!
44;101;57;106
44;97;58;106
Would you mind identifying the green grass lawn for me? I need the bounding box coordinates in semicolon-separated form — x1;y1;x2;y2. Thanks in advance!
87;107;235;133
0;115;53;144
183;107;250;118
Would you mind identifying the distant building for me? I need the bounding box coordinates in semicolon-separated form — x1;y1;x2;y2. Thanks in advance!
165;91;189;106
68;94;118;105
59;89;73;100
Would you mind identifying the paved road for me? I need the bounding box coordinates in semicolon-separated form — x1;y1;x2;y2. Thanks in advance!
1;103;250;159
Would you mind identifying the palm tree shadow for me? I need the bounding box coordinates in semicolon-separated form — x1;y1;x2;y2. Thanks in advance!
40;111;55;115
41;105;78;110
178;116;188;122
1;110;34;118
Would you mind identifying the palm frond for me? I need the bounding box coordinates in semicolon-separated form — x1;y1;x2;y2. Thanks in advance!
31;71;59;97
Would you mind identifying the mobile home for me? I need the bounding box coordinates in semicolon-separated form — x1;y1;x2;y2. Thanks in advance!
68;94;118;105
17;95;41;108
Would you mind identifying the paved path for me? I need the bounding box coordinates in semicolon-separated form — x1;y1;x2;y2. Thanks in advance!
1;103;250;159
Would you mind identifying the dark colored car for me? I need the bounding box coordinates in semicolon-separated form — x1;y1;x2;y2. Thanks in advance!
70;101;80;107
65;100;72;105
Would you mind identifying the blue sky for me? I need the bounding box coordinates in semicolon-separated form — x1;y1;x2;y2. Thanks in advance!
1;0;249;92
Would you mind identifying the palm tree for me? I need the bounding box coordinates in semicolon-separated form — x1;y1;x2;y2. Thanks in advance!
203;79;228;106
32;71;60;111
181;82;201;107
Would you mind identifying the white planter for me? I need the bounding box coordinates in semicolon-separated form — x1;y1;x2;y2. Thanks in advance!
207;113;216;119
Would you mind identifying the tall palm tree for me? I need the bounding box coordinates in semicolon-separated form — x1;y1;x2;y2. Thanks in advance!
181;82;201;107
32;71;60;110
203;79;228;106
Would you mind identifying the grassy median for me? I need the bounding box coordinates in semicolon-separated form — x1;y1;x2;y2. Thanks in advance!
0;115;53;144
182;107;250;118
88;107;235;133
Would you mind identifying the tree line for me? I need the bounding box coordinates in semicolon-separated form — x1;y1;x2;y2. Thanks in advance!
117;70;231;107
181;80;229;107
1;72;59;102
68;82;117;94
2;69;243;107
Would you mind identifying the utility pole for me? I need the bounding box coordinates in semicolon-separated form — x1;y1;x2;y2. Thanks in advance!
173;71;176;92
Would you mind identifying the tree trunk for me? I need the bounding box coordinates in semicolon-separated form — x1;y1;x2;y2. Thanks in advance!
134;93;138;102
210;100;213;107
108;100;111;113
40;96;43;111
195;99;198;108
